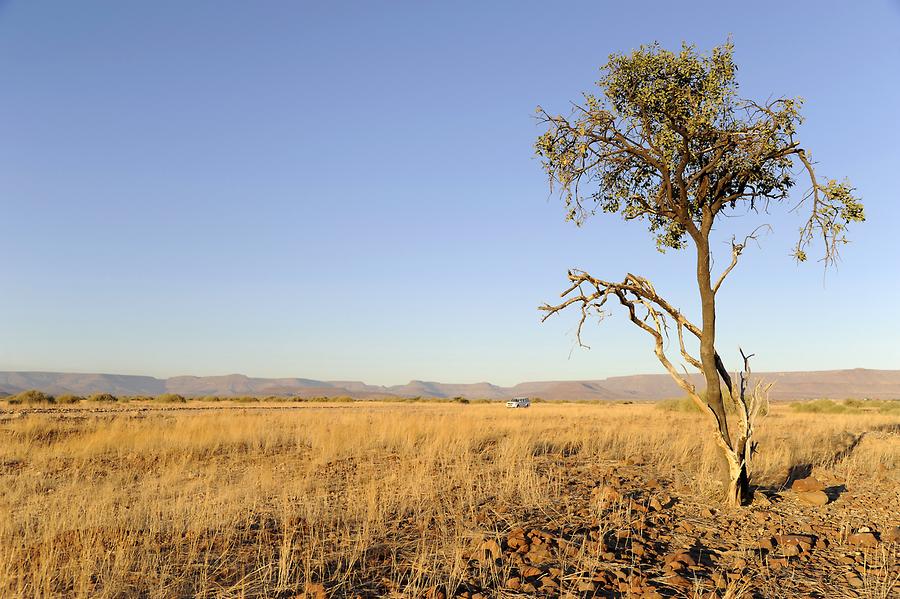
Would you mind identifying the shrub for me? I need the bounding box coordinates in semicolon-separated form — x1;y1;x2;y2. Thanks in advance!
88;393;118;403
656;396;704;413
155;393;186;403
8;390;56;405
56;394;84;404
790;399;847;413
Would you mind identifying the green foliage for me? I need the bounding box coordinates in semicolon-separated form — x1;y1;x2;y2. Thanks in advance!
8;390;56;405
56;394;84;404
656;396;704;413
535;40;863;262
155;393;186;403
87;393;118;403
657;389;769;416
791;398;900;414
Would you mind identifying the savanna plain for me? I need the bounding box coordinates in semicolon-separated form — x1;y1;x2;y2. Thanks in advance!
1;399;898;599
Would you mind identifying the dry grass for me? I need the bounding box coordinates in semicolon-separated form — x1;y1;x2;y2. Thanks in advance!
0;402;897;598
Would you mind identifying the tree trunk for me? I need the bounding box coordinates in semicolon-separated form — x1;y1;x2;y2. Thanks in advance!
726;456;751;506
695;231;730;442
695;224;752;506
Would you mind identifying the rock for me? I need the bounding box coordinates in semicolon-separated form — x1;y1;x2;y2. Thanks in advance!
768;557;788;571
666;574;693;588
775;534;815;551
882;526;900;543
667;551;697;567
791;476;825;493
594;485;622;502
504;577;521;590
752;493;772;506
797;490;829;506
478;539;502;561
540;577;559;590
424;587;446;599
847;532;879;547
577;581;595;592
757;537;776;551
520;565;542;578
299;583;326;599
507;535;528;551
649;496;664;511
526;544;552;565
507;528;527;550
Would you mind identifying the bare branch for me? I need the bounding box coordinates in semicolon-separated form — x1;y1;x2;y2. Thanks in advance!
712;224;772;294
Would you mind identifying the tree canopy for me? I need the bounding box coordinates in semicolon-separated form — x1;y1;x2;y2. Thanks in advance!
535;41;864;264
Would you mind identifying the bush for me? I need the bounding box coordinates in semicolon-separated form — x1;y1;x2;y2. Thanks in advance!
88;393;118;403
656;396;704;413
8;389;56;405
155;393;186;403
57;394;84;404
790;399;847;414
790;398;900;414
657;388;770;416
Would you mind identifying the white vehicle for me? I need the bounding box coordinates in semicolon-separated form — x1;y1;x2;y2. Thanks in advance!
506;397;530;408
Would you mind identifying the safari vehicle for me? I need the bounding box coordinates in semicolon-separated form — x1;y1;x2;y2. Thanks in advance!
505;397;530;408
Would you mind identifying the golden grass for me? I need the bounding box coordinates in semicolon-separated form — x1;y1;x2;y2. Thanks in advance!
0;402;897;597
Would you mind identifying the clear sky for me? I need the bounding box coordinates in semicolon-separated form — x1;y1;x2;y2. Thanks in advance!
1;1;898;386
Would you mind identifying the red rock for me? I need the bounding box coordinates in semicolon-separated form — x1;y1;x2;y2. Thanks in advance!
666;574;693;589
847;532;879;547
791;476;825;492
424;587;446;599
505;577;521;590
520;565;542;578
300;583;326;599
478;539;502;561
796;490;829;506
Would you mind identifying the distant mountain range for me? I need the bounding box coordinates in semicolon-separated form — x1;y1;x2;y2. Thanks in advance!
1;369;899;401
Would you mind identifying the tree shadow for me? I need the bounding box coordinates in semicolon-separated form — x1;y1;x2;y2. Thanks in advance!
824;484;847;502
778;432;867;490
783;463;813;487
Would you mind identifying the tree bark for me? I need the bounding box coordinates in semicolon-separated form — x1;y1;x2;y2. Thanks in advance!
725;455;751;506
696;223;752;506
695;231;730;443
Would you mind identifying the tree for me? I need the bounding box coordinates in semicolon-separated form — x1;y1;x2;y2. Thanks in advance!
534;41;864;506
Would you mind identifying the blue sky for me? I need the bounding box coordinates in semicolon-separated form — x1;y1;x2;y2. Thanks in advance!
1;1;898;385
